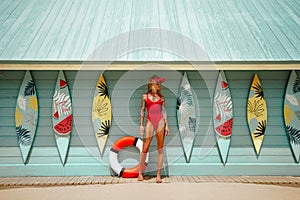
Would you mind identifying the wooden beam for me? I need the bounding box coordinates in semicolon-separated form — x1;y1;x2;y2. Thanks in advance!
0;61;299;70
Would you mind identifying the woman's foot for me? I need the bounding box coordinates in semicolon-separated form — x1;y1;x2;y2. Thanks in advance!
138;173;144;181
156;175;162;183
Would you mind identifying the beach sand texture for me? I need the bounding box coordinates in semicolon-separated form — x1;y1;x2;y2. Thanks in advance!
1;182;300;200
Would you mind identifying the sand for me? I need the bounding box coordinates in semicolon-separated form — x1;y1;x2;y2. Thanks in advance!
1;182;299;200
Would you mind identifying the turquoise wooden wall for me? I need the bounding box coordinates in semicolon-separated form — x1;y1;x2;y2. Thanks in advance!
0;70;299;177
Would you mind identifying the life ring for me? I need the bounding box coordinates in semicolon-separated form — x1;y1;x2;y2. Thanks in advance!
109;136;149;178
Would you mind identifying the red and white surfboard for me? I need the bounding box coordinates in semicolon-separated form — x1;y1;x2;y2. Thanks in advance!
52;70;72;165
213;70;233;164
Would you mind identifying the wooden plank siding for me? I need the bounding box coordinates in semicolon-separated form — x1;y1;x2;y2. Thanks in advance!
0;0;299;61
0;70;299;176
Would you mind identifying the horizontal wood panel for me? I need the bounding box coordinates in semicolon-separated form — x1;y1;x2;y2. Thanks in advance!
0;147;293;164
0;123;287;133
0;115;287;127
1;154;292;165
0;146;292;159
0;132;289;149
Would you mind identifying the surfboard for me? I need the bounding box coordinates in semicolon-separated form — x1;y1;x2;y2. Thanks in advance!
247;73;267;156
176;72;197;163
284;70;300;162
92;73;112;156
15;70;38;164
52;70;72;165
213;70;233;164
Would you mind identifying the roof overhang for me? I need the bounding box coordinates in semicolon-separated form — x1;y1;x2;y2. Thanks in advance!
0;61;299;70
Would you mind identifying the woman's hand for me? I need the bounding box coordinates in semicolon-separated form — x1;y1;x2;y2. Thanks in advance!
165;126;169;136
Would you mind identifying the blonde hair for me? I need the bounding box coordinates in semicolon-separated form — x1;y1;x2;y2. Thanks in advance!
147;83;163;97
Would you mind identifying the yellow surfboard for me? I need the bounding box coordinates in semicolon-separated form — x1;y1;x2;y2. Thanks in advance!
92;74;112;156
247;73;267;155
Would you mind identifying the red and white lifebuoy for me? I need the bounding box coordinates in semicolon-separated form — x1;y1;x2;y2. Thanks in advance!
109;136;149;178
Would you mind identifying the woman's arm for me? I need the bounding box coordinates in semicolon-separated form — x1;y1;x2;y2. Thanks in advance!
140;94;146;135
162;97;169;136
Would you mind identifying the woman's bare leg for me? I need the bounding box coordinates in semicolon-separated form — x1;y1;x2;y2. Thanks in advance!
155;120;165;183
138;121;154;181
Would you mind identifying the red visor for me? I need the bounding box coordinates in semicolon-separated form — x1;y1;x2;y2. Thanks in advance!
149;75;166;83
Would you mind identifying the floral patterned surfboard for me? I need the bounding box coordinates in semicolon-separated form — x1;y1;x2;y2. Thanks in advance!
284;70;300;162
52;70;72;165
213;70;233;164
177;72;197;163
15;70;38;164
92;74;112;156
247;73;267;156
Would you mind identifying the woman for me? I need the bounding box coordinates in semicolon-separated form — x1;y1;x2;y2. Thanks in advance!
138;75;169;183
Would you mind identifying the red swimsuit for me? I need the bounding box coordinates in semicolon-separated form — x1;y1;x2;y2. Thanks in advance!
146;94;163;130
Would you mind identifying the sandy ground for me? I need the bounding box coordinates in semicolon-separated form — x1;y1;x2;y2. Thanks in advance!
0;182;299;200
